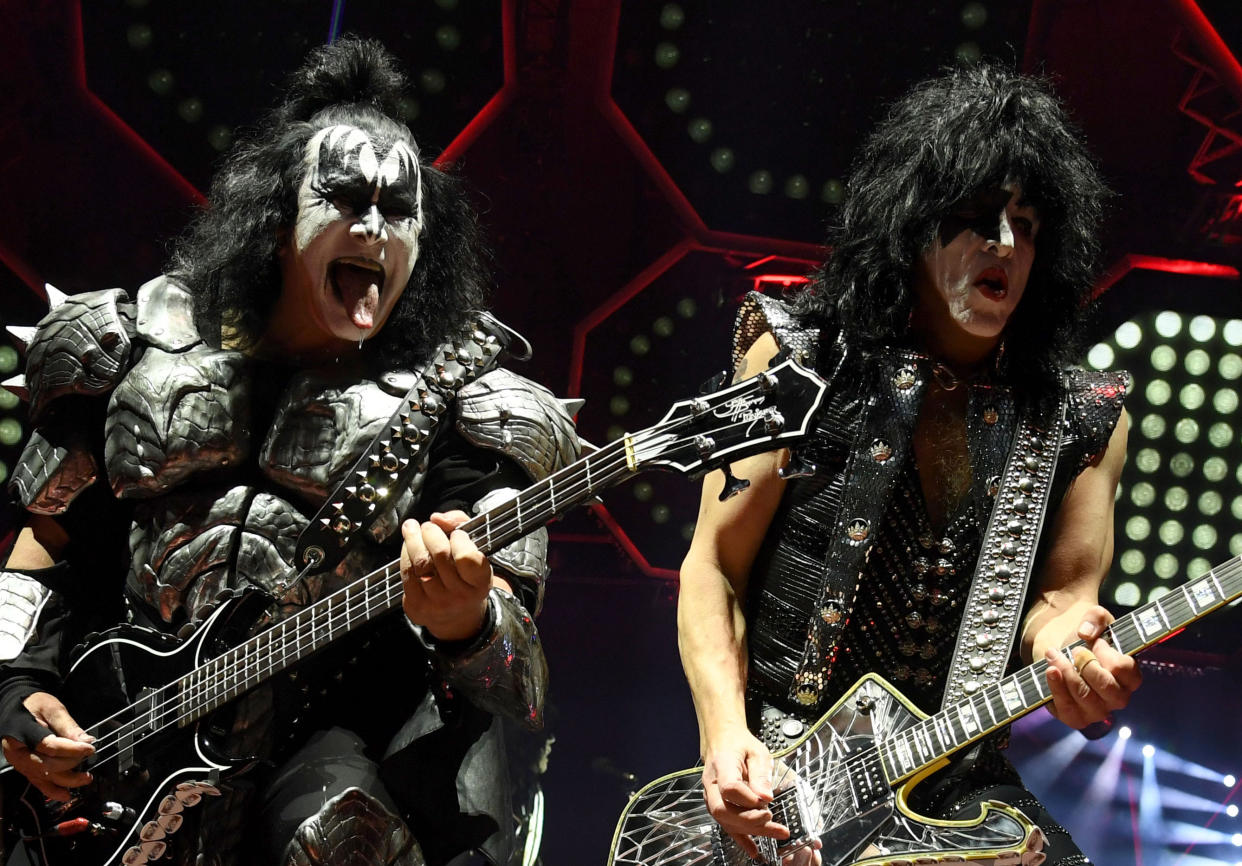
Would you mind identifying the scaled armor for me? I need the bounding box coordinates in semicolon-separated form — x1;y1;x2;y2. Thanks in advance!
7;276;579;866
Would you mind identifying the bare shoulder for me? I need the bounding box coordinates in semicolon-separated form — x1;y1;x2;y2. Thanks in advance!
732;331;781;384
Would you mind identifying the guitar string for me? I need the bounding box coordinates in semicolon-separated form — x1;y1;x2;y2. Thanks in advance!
78;412;784;768
629;562;1242;862
79;435;1242;779
79;428;646;768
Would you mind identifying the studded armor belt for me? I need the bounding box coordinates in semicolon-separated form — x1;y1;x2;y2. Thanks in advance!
294;314;510;575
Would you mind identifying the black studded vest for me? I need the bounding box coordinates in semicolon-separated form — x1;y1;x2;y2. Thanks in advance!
732;293;1128;723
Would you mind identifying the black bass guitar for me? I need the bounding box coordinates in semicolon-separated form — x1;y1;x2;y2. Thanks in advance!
610;560;1242;866
4;358;826;866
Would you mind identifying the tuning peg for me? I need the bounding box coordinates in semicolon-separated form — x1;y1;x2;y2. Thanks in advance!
778;450;818;480
717;464;751;501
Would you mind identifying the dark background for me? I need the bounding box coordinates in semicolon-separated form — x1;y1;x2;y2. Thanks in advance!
1;2;1241;864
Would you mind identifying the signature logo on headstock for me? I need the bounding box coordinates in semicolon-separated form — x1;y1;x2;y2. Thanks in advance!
713;394;772;428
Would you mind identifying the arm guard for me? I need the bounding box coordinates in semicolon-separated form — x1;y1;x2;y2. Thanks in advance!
0;571;52;661
409;587;547;730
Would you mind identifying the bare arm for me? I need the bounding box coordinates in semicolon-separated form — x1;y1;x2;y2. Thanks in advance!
679;332;819;859
1021;409;1140;729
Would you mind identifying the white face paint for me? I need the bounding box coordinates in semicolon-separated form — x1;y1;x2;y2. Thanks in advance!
267;124;423;358
910;182;1040;367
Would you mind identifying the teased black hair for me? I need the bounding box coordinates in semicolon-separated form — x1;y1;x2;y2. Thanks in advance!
797;62;1108;403
169;35;489;369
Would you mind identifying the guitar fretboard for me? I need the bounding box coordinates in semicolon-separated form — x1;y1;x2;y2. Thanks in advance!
878;557;1242;783
177;435;643;723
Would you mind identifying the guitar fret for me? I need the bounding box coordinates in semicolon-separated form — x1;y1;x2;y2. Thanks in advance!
999;678;1022;715
894;737;913;774
1135;607;1164;642
914;724;933;761
987;687;1005;725
976;691;998;728
932;713;952;751
1210;569;1227;600
957;703;980;737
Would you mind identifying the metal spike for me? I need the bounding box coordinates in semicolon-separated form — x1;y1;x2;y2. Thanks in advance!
559;397;585;416
43;283;69;310
2;374;28;401
5;325;36;349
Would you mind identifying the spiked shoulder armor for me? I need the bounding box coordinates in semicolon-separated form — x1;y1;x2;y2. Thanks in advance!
7;283;144;513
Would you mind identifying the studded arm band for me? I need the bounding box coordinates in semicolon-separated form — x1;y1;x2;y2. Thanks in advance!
407;587;547;730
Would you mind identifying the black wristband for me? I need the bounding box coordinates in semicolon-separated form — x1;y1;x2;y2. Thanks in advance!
0;675;53;749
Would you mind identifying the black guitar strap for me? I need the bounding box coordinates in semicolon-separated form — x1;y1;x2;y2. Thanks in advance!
939;392;1067;710
288;313;524;584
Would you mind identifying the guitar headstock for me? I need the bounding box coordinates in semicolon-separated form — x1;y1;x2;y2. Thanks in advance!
624;357;826;478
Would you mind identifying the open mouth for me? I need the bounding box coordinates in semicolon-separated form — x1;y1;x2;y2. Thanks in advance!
974;266;1009;300
329;257;386;330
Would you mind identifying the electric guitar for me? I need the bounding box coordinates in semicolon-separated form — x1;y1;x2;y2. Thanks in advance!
5;358;828;866
610;560;1242;866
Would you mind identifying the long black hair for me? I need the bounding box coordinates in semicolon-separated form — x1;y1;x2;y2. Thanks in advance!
799;62;1108;401
169;36;489;370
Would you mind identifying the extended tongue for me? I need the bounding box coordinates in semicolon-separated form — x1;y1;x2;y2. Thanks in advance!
334;266;380;330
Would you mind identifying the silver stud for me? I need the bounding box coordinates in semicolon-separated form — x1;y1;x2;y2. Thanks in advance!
780;718;804;738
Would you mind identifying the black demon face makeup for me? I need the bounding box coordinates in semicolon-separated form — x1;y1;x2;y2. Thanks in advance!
271;124;423;356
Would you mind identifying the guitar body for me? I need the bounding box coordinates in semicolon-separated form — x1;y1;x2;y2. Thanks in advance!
610;674;1043;866
9;590;270;866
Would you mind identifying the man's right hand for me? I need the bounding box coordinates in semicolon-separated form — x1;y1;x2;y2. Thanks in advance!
2;691;94;801
701;726;780;858
701;727;823;866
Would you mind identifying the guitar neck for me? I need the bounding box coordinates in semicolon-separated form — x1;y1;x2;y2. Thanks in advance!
879;557;1242;784
178;437;641;724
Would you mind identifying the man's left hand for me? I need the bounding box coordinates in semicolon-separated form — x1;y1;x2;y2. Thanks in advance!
400;511;493;642
1039;605;1142;730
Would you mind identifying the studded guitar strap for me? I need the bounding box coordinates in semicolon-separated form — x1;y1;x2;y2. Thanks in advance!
939;393;1067;709
291;313;522;578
